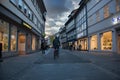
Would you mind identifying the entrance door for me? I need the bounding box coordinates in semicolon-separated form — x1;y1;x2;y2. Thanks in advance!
118;35;120;54
18;33;26;55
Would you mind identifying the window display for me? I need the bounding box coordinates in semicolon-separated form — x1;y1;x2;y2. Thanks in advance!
91;35;98;50
0;19;9;51
18;33;26;55
32;35;36;50
101;31;112;50
11;25;17;51
78;38;88;50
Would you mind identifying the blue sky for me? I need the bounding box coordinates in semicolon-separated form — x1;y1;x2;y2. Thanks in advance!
43;0;80;36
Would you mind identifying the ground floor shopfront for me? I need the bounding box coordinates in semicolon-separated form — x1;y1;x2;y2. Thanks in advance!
76;38;88;51
0;18;41;57
66;38;88;51
88;28;120;54
0;9;42;58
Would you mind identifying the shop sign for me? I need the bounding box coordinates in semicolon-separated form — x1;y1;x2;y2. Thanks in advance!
112;16;120;25
23;22;32;29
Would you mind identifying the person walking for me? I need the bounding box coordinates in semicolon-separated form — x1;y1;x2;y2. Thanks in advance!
53;36;60;59
41;40;46;54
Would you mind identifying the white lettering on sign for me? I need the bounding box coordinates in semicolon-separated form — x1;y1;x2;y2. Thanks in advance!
112;16;120;25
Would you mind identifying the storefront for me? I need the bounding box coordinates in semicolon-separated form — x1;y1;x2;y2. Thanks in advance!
11;25;17;51
89;31;113;52
67;39;77;50
77;38;88;51
0;19;9;52
18;31;26;55
101;31;112;51
32;34;36;51
90;35;98;50
0;18;40;57
74;41;78;50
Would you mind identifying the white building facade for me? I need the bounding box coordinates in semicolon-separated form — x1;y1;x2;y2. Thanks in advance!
87;0;120;54
75;1;88;51
0;0;46;57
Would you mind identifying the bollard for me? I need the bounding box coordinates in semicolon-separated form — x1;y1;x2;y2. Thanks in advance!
0;43;3;62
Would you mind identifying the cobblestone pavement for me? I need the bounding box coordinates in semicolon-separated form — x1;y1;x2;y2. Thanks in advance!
0;48;120;80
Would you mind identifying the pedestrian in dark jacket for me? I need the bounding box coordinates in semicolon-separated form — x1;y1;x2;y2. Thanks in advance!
53;36;60;59
53;36;60;49
41;41;46;54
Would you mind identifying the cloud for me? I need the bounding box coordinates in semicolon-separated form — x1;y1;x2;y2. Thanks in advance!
55;21;63;26
48;18;54;22
43;0;80;35
71;0;80;9
45;25;60;35
44;0;69;15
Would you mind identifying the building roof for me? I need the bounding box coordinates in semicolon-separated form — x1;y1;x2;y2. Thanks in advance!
74;0;89;18
65;9;78;26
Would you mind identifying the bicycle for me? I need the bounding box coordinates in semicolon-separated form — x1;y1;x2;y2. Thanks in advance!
54;48;59;60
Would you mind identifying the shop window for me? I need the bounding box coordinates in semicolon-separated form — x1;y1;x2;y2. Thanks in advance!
80;38;88;50
104;4;109;18
90;35;98;50
32;35;36;50
101;31;112;50
10;25;17;51
116;0;120;12
0;19;9;51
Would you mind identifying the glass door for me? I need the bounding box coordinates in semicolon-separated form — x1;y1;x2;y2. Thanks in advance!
18;33;26;55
